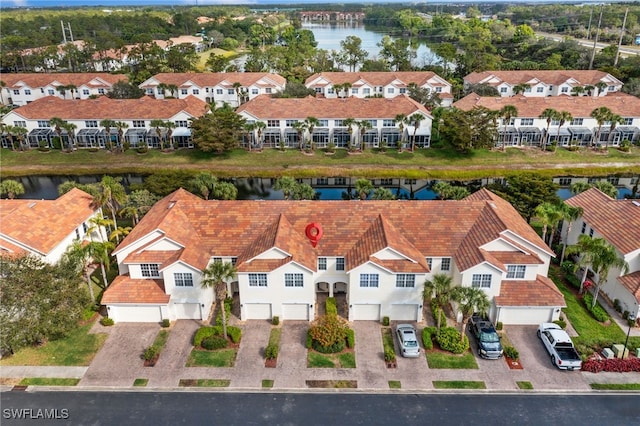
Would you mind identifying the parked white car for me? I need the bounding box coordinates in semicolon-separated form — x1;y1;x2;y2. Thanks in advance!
396;324;420;358
537;323;582;371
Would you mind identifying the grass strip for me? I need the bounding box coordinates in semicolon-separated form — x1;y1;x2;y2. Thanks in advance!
186;348;237;367
433;380;486;389
262;379;274;388
590;383;640;390
307;352;335;368
178;379;230;387
426;351;479;369
133;378;148;387
517;381;534;390
388;380;401;389
19;378;80;386
338;352;356;368
306;380;357;389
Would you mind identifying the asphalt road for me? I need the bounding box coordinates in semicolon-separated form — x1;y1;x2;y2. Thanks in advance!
2;391;639;425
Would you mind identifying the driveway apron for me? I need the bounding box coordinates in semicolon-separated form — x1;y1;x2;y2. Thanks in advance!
272;321;308;389
230;320;272;388
146;320;201;387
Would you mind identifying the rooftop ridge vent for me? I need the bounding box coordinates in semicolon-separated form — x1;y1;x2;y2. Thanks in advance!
633;201;640;207
28;202;37;208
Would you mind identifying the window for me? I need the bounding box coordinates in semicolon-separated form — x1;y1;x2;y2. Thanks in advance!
471;274;492;288
551;119;560;126
192;89;199;95
265;88;272;94
181;89;188;95
383;119;395;127
360;274;379;287
267;120;280;128
559;178;571;185
363;88;370;95
24;89;31;95
387;88;395;94
216;89;223;95
98;88;105;95
334;177;346;185
175;120;188;127
249;273;267;287
399;88;406;94
146;88;154;95
506;265;526;279
500;87;507;93
524;87;531;93
212;257;222;263
13;121;26;127
426;257;433;269
608;85;615;91
405;179;416;184
548;85;553;91
13;89;19;95
132;120;145;128
83;89;90;95
561;87;569;93
368;120;377;127
228;89;235;95
285;120;298;127
536;87;544;93
141;264;160;278
396;274;415;288
336;257;345;271
520;118;533;126
252;88;259;95
435;87;442;93
316;178;328;185
441;258;451;271
607;177;619;185
327;88;334;94
37;120;50;127
318;258;327;270
334;119;344;127
570;118;583;125
589;228;594;237
581;223;586;234
48;89;55;95
318;120;328;127
380;178;392;185
351;88;358;94
231;257;237;266
85;121;98;128
174;272;194;287
284;273;304;287
623;118;633;125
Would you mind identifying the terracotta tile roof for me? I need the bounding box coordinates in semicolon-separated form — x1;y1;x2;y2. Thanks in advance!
101;275;170;304
491;251;544;265
2;73;127;89
479;249;506;272
0;188;97;255
566;188;640;255
237;258;290;272
618;271;640;299
305;71;440;87
11;95;207;120
236;95;432;120
453;92;640;117
144;72;286;88
495;275;566;307
370;257;429;273
0;239;27;257
124;250;179;265
464;70;617;86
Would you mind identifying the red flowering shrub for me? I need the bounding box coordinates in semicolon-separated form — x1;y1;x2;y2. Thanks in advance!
582;357;640;373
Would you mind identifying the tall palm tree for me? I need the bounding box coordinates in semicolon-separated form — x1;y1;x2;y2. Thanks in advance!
114;121;128;149
605;113;624;150
149;119;166;150
408;113;424;152
201;260;237;339
554;111;573;152
243;122;256;151
100;119;117;151
304;116;320;151
539;108;558;150
423;274;453;332
292;121;308;150
342;117;356;150
570;86;585;96
62;122;77;151
565;235;605;294
451;286;490;342
254;121;266;148
63;240;96;302
273;176;298;200
590;240;628;309
512;83;530;95
357;119;372;151
164;120;176;150
86;240;114;289
354;178;373;200
590;106;612;148
12;126;28;151
559;204;583;264
94;176;128;237
4;125;17;151
394;113;408;152
570;181;592;195
49;116;67;150
534;202;564;245
232;82;243;106
594;81;608;97
498;105;518;151
0;80;6;105
332;83;344;98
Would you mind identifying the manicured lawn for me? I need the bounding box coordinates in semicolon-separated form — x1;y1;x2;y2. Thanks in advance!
426;351;479;369
179;379;230;387
306;380;357;389
590;383;640;390
262;379;274;388
307;352;336;368
268;327;281;347
152;330;170;350
0;323;107;366
133;378;148;387
3;146;638;179
517;381;534;390
186;349;237;367
338;352;356;368
433;381;486;389
19;378;80;386
388;380;402;389
382;328;395;351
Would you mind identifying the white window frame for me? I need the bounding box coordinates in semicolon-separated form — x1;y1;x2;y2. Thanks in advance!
141;264;160;278
284;273;304;287
506;265;526;279
471;274;492;288
441;258;451;271
395;274;415;288
336;258;345;271
174;272;194;287
318;258;327;270
360;273;379;288
249;273;267;287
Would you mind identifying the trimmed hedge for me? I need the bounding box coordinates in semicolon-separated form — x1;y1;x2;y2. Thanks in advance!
422;327;436;350
346;329;355;349
306;330;313;349
272;316;280;326
202;335;228;350
583;293;609;323
553;319;567;329
384;347;396;362
143;345;159;361
436;327;469;354
313;339;345;354
382;316;390;326
504;346;519;360
265;343;279;360
430;299;447;327
100;317;114;326
326;297;338;316
215;298;233;326
193;325;242;346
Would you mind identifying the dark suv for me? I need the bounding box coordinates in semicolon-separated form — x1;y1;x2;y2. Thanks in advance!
468;314;503;359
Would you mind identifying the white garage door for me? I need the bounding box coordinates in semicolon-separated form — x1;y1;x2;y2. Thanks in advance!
173;303;202;320
391;304;419;321
111;305;162;323
499;307;554;325
245;303;272;320
282;303;309;320
352;304;381;321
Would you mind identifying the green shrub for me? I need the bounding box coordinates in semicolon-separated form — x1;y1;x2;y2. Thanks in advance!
194;326;218;346
215;298;233;326
496;321;503;331
265;343;279;359
100;317;114;326
313;339;345;354
613;299;622;313
561;261;575;275
123;141;131;151
565;274;581;290
623;310;630;320
382;316;390;326
430;299;447;326
422;327;436;350
504;346;519;360
309;314;350;350
143;345;159;361
553;319;567;329
272;316;280;326
583;293;609;322
227;326;242;344
161;319;171;328
326;297;338;316
436;327;469;354
202;335;228;350
346;329;355;348
306;330;313;349
137;146;148;154
384;347;396;362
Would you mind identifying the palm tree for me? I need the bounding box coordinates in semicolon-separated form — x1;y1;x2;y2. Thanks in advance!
100;119;117;151
63;240;96;302
189;172;218;200
394;113;408;152
534;202;563;245
512;83;530;95
109;226;131;243
423;274;453;332
94;176;128;236
0;80;6;105
254;121;266;148
357;119;372;151
3;125;17;151
559;204;584;264
565;235;604;294
49;116;67;150
164;120;176;150
304;116;320;151
342;82;352;97
451;286;490;342
570;86;585;96
594;81;608;97
292;121;308;150
590;106;612;148
355;178;373;200
408;113;424;152
342;117;356;150
232;82;243;106
590;240;628;308
62;122;77;151
592;181;618;199
201;260;237;339
243;122;256;151
86;240;114;289
273;176;298;200
332;83;344;98
539;108;558;150
0;179;25;199
605;113;624;150
66;84;78;99
149;119;166;150
498;105;518;151
114;121;128;149
570;181;591;195
554;111;573;152
56;85;68;99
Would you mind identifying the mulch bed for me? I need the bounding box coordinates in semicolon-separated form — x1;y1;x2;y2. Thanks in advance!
265;358;277;368
143;354;159;367
505;356;523;370
306;380;357;389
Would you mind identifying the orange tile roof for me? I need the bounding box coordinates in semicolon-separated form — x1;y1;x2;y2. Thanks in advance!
236;95;432;120
495;275;566;307
566;188;640;255
617;271;640;299
464;70;617;86
453;93;640;117
11;95;207;120
0;188;98;255
2;73;127;89
370;258;429;273
237;258;290;272
305;71;441;87
491;251;544;265
101;275;170;304
144;72;286;88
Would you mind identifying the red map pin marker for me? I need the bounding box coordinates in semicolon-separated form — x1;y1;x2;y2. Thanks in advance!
305;223;323;248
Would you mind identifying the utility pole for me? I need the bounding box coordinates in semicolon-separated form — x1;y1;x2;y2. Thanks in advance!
589;5;603;70
586;6;594;41
614;7;628;67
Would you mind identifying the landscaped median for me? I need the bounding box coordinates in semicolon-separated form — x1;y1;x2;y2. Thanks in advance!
306;297;356;369
187;325;242;367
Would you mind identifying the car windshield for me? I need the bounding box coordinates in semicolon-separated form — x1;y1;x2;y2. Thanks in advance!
404;340;418;347
480;331;500;343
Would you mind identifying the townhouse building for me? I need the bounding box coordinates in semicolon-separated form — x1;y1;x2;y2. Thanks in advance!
139;72;287;107
304;72;454;107
0;188;105;264
1;96;207;150
102;187;564;325
236;95;433;149
1;73;127;106
464;70;623;98
452;93;640;148
563;188;640;320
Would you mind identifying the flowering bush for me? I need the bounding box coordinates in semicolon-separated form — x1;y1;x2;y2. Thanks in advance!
308;314;350;353
581;357;640;373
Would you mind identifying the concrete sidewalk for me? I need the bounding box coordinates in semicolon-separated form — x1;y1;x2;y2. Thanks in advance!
2;320;640;392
